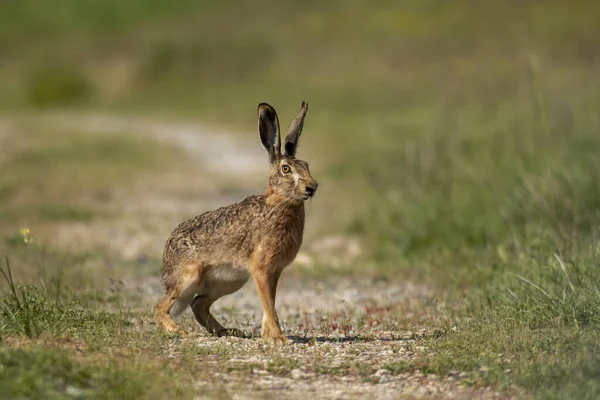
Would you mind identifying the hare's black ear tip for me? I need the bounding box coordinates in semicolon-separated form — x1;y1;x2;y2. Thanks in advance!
301;101;308;109
257;103;270;112
258;103;276;118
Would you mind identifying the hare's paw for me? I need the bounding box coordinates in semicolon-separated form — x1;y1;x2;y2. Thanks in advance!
174;330;193;338
261;323;289;344
163;324;190;337
263;334;289;345
156;318;181;334
217;328;246;338
160;327;190;338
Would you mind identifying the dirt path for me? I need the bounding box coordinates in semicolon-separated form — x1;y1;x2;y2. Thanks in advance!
25;112;266;260
135;276;501;400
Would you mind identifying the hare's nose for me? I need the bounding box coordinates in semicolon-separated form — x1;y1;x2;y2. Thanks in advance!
305;183;318;197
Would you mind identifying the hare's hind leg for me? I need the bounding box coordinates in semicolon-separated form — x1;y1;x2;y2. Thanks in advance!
190;295;245;338
154;292;181;332
154;263;203;333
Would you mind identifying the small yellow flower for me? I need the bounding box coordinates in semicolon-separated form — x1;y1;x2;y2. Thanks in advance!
20;228;33;244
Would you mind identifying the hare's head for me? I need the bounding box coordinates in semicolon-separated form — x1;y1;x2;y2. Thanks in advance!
258;102;318;202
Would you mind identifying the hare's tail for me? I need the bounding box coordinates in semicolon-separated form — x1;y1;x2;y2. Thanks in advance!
169;297;192;317
168;283;200;318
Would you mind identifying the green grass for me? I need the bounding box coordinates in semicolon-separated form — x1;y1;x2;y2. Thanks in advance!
0;251;189;398
338;52;600;398
347;77;600;397
0;348;193;399
1;1;598;120
1;1;600;399
0;250;199;398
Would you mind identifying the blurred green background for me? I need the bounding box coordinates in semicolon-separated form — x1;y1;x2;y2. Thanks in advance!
2;1;600;398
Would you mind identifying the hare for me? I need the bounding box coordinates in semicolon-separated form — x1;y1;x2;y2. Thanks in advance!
154;102;317;344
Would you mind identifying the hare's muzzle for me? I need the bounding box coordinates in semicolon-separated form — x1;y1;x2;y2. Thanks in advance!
305;183;318;198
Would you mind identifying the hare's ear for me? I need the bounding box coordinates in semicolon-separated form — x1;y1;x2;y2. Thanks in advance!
258;103;281;163
283;101;308;157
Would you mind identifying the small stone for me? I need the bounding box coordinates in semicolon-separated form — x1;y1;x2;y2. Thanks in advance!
252;369;268;375
294;252;314;267
374;369;391;377
291;369;308;379
66;386;84;396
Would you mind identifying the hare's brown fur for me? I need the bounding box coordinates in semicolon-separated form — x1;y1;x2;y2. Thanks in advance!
154;102;317;344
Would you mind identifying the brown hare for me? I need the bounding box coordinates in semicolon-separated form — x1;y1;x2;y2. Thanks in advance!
154;102;317;344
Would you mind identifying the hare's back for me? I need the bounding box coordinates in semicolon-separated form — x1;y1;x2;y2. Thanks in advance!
164;195;266;257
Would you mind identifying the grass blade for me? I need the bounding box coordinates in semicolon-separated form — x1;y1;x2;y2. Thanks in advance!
553;253;576;294
509;273;552;299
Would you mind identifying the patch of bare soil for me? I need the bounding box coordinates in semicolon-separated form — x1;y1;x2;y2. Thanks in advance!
128;277;505;400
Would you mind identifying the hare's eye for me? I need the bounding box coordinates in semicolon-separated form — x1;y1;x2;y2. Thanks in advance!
281;165;291;174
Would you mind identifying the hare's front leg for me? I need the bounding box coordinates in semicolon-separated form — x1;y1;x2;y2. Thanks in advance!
251;267;287;344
